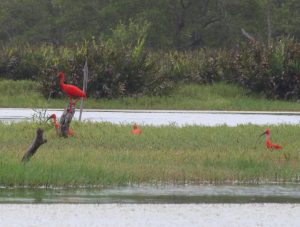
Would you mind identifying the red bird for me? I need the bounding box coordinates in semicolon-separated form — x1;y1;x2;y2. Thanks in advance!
47;114;74;137
259;128;283;150
58;71;86;105
131;124;142;135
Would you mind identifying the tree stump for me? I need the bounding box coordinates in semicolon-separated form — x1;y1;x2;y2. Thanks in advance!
22;128;47;163
59;103;75;138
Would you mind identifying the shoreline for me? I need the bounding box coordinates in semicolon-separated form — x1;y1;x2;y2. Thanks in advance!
2;184;300;204
2;181;300;190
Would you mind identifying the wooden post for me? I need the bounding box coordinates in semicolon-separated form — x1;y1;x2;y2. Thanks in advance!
21;128;47;163
59;103;75;138
79;59;88;121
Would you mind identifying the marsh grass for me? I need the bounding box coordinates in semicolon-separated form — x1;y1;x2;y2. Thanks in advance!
1;80;300;110
1;122;300;187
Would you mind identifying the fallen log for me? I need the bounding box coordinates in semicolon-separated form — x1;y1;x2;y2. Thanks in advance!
59;103;75;138
21;128;47;163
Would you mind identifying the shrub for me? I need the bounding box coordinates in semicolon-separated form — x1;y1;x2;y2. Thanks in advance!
233;37;300;99
1;33;299;101
0;43;39;80
0;20;173;99
38;39;169;99
157;49;229;85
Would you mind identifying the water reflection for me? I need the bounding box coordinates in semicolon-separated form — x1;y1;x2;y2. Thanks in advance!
1;184;300;204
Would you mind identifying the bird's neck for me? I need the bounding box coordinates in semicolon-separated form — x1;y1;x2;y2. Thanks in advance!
52;117;59;128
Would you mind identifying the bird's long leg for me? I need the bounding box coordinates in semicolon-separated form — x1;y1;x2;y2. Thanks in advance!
68;97;75;112
69;97;73;105
67;97;82;113
73;98;81;105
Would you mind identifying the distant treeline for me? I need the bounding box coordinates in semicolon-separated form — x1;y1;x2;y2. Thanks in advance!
0;0;299;49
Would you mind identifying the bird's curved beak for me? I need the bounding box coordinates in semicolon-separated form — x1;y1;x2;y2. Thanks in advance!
259;131;267;137
46;116;52;122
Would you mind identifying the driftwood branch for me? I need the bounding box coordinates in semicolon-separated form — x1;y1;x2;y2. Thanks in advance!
22;128;47;163
59;103;75;138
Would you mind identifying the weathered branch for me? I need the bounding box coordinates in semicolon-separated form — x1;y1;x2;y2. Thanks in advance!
59;103;75;138
203;17;222;29
241;28;255;42
21;128;47;163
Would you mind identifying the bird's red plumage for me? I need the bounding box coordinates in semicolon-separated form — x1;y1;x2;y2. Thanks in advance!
48;113;74;136
266;140;283;150
61;84;86;98
131;124;142;135
58;72;86;99
262;128;283;150
48;114;59;129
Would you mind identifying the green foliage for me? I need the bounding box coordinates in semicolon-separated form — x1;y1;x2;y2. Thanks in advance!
0;43;37;80
156;37;300;101
103;19;150;49
82;20;166;98
1;37;300;101
157;49;223;84
0;0;299;49
0;19;173;99
233;37;300;99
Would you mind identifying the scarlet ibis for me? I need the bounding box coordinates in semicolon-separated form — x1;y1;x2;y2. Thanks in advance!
58;71;87;105
131;124;142;135
47;114;74;137
259;128;283;150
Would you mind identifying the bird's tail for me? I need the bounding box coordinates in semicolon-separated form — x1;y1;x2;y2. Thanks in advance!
272;144;283;150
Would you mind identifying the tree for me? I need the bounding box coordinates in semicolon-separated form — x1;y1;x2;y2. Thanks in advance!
0;0;299;48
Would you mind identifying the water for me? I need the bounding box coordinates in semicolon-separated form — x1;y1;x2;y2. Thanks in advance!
2;186;300;226
1;184;300;204
1;108;300;126
2;203;300;227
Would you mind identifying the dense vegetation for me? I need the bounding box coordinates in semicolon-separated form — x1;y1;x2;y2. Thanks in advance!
0;0;299;101
1;37;300;100
0;0;299;49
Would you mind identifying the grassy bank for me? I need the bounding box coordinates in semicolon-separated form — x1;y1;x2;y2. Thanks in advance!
1;122;300;187
1;80;300;110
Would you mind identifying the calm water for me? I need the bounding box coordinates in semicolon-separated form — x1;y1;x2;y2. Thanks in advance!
1;184;300;204
1;108;300;126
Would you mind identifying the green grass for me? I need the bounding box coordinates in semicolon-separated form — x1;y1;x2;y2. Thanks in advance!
1;80;300;186
1;122;300;187
1;79;300;110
